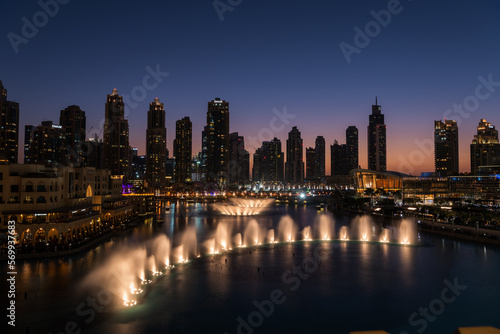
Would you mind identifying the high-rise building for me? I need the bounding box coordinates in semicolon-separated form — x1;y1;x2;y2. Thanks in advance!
200;126;208;180
253;138;284;182
434;119;459;176
331;126;359;176
206;98;229;184
30;121;66;166
367;98;386;172
306;147;316;180
131;147;146;186
174;117;192;184
285;126;304;183
346;126;359;171
83;135;103;169
146;98;167;189
0;80;19;164
470;119;500;175
331;140;348;176
229;132;250;184
103;88;129;179
60;105;86;166
315;136;325;179
24;125;35;164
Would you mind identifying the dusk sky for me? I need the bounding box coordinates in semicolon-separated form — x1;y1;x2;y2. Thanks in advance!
1;0;499;175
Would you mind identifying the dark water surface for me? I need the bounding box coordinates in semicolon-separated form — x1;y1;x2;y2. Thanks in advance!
7;203;500;334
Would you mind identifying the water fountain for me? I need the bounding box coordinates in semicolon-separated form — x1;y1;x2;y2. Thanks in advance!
243;220;261;246
278;215;297;242
398;219;417;245
351;216;372;241
212;198;275;216
302;226;312;241
339;226;349;241
152;234;171;268
267;229;277;244
379;228;389;243
215;222;232;251
80;214;418;309
317;214;335;240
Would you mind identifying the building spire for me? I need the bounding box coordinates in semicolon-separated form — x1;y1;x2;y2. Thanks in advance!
376;96;378;105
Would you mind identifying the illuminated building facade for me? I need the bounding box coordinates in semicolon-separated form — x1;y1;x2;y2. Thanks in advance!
434;119;459;176
285;126;304;183
174;116;192;184
367;98;386;172
0;80;19;164
206;98;229;183
229;132;249;184
103;88;130;179
253;138;284;183
146;98;167;189
60;105;86;166
30;121;67;166
470;119;500;175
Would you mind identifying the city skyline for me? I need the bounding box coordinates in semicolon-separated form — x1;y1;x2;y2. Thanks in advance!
5;79;500;177
1;1;499;175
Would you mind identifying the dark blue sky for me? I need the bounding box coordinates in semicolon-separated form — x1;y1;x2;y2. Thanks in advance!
1;0;499;174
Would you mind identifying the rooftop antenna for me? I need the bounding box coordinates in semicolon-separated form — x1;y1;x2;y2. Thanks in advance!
376;96;378;105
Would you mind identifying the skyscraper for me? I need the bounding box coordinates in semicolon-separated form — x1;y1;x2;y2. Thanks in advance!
346;126;359;171
174;117;192;184
60;105;86;166
367;98;386;172
103;88;130;179
24;125;35;164
146;98;167;189
330;140;349;176
470;119;500;175
253;138;284;182
285;126;304;183
206;98;229;184
84;135;103;169
0;80;19;164
315;136;325;179
434;119;459;176
30;121;66;166
306;147;316;180
229;132;250;184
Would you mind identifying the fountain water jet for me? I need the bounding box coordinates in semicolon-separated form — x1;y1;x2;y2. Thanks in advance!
351;216;373;241
302;226;311;241
215;222;232;251
278;216;297;242
398;219;416;245
267;229;277;244
233;233;242;247
339;226;349;241
212;198;274;216
316;214;335;240
152;234;171;267
243;220;261;246
379;228;389;243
